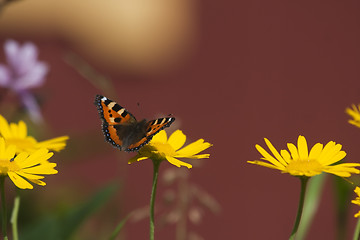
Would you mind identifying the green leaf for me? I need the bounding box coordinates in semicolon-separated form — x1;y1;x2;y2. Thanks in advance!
296;174;326;240
19;215;61;240
20;184;118;240
353;218;360;240
108;214;131;240
333;175;354;240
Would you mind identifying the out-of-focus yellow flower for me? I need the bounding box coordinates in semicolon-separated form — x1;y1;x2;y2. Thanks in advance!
346;104;360;128
129;130;212;169
0;115;68;153
0;137;57;189
352;187;360;218
248;135;360;178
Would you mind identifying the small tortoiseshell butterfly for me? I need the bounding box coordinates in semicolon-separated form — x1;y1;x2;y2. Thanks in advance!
94;95;175;152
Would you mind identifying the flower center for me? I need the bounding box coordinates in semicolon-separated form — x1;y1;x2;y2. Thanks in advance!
285;159;323;176
0;158;20;175
150;142;176;157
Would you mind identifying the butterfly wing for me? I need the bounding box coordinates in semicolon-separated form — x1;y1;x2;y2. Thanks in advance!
125;117;175;151
95;95;175;152
95;95;136;125
94;95;137;149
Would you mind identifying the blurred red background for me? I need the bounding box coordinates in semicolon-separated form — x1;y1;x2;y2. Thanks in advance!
0;0;360;239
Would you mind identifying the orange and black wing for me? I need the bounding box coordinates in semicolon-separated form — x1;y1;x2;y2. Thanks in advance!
125;117;175;151
94;95;137;150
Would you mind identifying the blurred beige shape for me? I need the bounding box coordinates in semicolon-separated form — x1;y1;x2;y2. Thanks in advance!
0;0;197;74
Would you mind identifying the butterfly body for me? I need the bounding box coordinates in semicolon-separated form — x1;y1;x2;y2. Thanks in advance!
94;95;175;151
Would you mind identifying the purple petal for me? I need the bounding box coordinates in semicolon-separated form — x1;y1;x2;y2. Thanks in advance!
17;42;38;75
0;65;11;87
14;62;48;90
4;40;38;76
4;40;20;70
19;91;43;124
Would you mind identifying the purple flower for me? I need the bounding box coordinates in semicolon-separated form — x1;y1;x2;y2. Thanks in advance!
0;40;49;123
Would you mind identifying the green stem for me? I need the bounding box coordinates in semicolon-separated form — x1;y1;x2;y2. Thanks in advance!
150;160;160;240
289;177;309;240
353;216;360;240
0;176;7;240
10;194;20;240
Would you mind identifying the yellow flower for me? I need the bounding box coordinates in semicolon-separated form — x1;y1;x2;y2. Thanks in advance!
0;115;68;153
352;187;360;218
129;130;212;169
346;104;360;128
248;135;360;177
0;137;57;189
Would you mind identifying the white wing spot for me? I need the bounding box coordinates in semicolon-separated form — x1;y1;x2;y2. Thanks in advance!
108;102;116;109
118;108;125;115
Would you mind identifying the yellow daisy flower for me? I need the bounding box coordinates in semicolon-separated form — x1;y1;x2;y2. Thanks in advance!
129;130;212;169
352;187;360;218
0;115;68;153
248;135;360;177
346;104;360;128
0;137;57;189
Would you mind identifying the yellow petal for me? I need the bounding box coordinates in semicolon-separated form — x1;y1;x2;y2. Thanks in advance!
8;172;33;189
4;144;16;159
287;143;299;160
13;152;29;164
182;153;210;159
10;123;18;138
16;171;45;180
18;121;28;138
309;143;323;159
323;163;360;177
36;136;69;152
318;142;340;164
322;151;346;165
323;169;352;177
297;136;309;160
0;139;6;159
264;138;288;166
349;120;360;128
22;163;58;175
23;163;58;175
247;160;284;170
346;104;360;122
280;150;291;163
167;130;186;151
254;144;285;169
0;115;11;138
28;179;46;186
128;154;149;164
151;130;167;143
0;138;5;159
19;149;53;168
175;139;212;157
22;149;53;166
165;156;192;169
337;163;360;167
318;141;335;158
